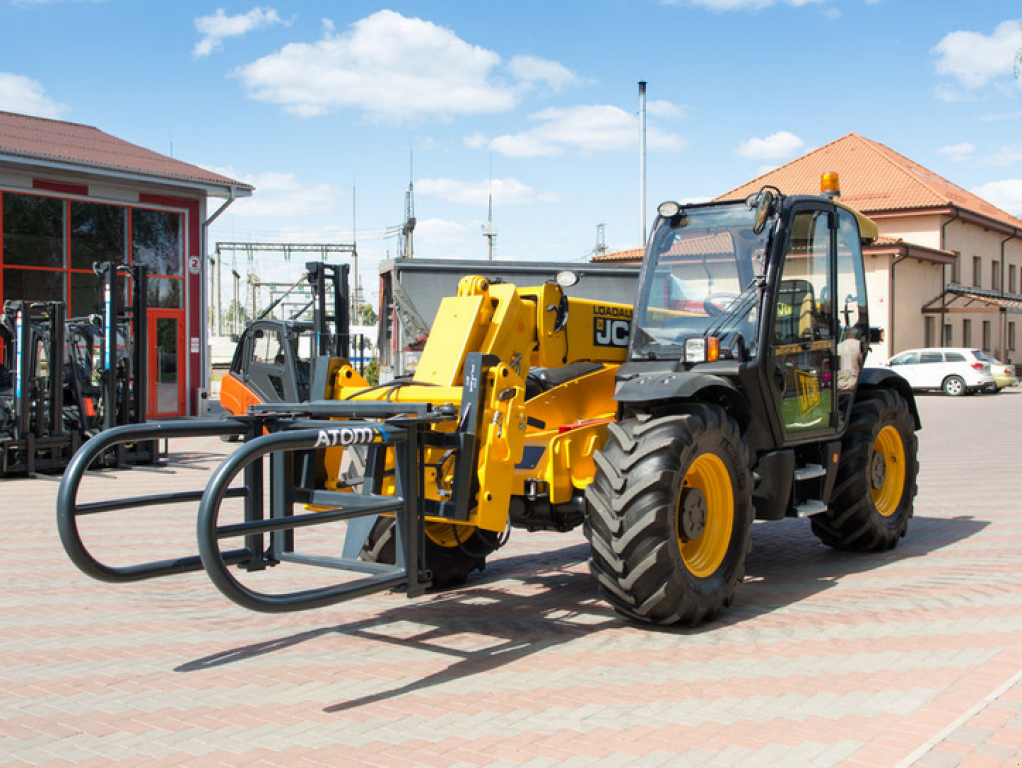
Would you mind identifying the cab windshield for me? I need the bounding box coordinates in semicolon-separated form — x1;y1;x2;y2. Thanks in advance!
632;201;769;359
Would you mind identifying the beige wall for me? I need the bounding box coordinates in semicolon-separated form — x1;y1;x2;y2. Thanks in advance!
875;214;946;251
942;218;1022;362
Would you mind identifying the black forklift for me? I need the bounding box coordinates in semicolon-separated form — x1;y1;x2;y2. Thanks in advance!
0;261;157;476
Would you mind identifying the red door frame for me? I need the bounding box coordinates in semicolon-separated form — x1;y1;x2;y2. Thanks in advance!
147;309;185;418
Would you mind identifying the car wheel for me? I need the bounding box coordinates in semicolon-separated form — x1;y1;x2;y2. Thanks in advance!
942;375;966;396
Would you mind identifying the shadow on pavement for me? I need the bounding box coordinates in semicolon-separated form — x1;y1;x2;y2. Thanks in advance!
174;513;987;711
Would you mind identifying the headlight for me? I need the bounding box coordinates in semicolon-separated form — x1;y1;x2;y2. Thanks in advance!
685;337;720;363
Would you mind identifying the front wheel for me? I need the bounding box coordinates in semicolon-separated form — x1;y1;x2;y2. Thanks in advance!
360;517;501;588
810;388;918;551
942;375;965;396
585;406;752;625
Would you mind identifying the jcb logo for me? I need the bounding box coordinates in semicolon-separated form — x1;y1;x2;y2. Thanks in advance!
795;369;821;415
594;318;630;347
314;427;376;448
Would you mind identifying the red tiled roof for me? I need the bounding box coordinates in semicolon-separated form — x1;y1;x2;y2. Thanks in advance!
716;132;1022;230
0;111;252;193
592;247;643;263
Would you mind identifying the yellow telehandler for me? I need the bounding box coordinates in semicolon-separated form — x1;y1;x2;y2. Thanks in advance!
57;176;919;625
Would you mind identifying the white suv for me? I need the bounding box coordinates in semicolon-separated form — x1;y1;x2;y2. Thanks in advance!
881;347;994;396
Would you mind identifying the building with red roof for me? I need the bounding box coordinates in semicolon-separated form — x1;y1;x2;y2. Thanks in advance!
598;133;1022;362
0;110;253;416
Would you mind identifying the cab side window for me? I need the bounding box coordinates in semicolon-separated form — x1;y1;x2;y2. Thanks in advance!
773;211;832;344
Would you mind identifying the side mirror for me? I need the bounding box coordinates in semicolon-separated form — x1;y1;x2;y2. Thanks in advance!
752;190;775;234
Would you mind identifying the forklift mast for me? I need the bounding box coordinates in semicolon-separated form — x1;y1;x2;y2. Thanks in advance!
93;261;148;430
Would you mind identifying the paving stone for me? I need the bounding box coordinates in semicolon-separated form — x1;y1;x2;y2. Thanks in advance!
3;396;1022;767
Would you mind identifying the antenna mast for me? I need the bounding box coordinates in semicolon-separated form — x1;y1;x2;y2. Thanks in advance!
402;151;415;259
483;158;497;260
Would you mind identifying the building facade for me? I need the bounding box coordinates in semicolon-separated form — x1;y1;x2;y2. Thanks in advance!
0;111;252;416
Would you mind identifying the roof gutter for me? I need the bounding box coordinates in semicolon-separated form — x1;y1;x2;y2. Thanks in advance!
0;151;253;199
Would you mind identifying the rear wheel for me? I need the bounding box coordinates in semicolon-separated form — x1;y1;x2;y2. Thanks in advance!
361;517;500;588
942;375;965;396
810;388;918;551
585;406;752;625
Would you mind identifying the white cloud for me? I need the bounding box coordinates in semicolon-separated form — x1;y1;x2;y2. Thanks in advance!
416;218;472;246
417;177;559;206
463;132;489;150
936;142;976;163
214;170;341;218
736;131;804;159
647;99;686;119
236;10;567;121
193;7;287;57
932;20;1022;89
488;103;685;158
0;73;67;118
979;110;1022;122
931;85;976;104
669;0;827;10
972;179;1022;217
508;55;579;93
986;144;1022;166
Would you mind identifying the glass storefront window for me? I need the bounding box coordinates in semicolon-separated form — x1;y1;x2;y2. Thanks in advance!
69;271;103;317
4;267;65;303
2;193;65;268
71;201;126;270
147;276;183;308
132;209;183;276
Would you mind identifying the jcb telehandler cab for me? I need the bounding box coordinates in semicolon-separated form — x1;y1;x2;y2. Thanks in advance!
585;180;918;623
57;176;918;627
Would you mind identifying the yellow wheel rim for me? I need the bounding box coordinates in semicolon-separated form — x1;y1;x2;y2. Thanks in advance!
870;425;906;518
424;522;474;548
677;453;734;578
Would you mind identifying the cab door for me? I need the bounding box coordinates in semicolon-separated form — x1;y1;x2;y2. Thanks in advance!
767;207;839;443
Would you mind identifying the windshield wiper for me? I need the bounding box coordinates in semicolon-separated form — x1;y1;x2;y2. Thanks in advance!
704;278;762;339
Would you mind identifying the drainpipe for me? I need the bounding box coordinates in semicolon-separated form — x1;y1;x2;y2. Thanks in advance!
204;187;237;337
940;208;961;347
200;187;238;397
889;252;910;356
1000;230;1017;361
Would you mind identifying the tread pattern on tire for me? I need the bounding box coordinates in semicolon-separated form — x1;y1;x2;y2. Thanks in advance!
585;406;752;626
810;388;918;551
360;517;497;588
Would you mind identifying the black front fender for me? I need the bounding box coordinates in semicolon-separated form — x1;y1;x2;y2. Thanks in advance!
615;371;738;404
858;366;921;429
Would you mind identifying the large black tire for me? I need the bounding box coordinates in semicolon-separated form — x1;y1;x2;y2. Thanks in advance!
585;406;753;626
810;388;918;551
360;517;500;588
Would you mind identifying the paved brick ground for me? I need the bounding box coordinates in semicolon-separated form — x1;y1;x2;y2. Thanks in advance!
2;392;1021;767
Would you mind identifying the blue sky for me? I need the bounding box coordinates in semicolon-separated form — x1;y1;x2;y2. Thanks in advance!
2;0;1021;308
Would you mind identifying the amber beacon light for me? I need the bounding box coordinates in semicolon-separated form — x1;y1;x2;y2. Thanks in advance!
821;172;841;198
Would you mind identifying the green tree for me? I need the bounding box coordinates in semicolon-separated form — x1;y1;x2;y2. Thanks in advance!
358;303;378;325
364;357;379;386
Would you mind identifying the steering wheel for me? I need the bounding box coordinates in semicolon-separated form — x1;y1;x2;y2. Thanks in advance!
702;292;739;318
